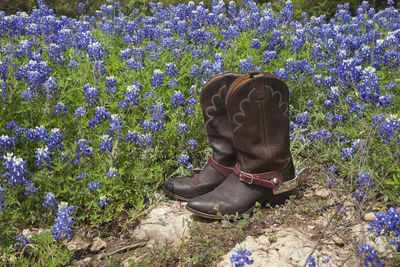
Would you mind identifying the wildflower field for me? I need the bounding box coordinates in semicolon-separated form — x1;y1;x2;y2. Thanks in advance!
0;0;400;265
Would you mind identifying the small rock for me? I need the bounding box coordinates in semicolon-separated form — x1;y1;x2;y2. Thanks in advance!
364;212;377;221
66;235;91;251
130;202;192;248
90;237;107;252
74;257;92;267
315;188;330;198
333;236;345;247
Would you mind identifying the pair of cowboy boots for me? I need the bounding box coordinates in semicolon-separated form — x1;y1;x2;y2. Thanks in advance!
163;71;297;219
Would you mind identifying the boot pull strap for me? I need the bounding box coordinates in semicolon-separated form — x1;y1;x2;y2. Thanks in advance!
223;71;234;86
233;164;283;190
208;157;234;178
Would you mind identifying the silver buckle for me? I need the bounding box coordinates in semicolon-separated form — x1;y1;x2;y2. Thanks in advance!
239;172;254;184
272;167;308;195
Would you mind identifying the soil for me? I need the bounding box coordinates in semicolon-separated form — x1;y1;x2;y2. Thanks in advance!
67;165;389;266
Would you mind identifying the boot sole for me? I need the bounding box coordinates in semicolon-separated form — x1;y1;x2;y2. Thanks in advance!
186;190;294;220
161;184;191;202
186;204;255;220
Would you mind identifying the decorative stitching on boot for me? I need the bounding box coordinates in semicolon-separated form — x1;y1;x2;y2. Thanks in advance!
232;87;256;134
204;84;227;127
264;84;289;118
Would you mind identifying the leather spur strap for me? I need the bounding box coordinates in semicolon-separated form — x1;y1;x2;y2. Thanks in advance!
233;165;283;190
208;157;234;178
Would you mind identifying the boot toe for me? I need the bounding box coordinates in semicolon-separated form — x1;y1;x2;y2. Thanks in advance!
186;195;220;216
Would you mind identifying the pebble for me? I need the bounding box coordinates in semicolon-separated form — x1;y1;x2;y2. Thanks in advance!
90;237;107;252
364;212;377;221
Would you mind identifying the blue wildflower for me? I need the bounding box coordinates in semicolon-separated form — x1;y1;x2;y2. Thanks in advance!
106;167;120;179
43;192;57;208
74;107;86;120
87;181;100;191
53;202;75;240
230;248;254;267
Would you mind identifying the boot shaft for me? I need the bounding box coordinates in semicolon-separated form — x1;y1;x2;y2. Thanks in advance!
226;73;295;180
199;72;241;166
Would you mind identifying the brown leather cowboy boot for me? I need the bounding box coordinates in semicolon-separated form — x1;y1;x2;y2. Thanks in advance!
162;72;242;201
186;73;297;218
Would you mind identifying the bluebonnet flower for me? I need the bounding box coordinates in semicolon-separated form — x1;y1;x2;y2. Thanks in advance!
357;66;380;103
88;106;111;128
76;173;88;180
171;91;185;108
239;56;256;73
87;41;106;61
178;153;192;171
168;78;179;88
35;147;52;167
274;68;289;80
74;139;94;165
125;131;140;144
384;82;397;90
99;135;113;154
328;165;337;174
47;128;63;153
88;181;100;191
120;48;132;62
0;135;13;153
230;248;254;267
106;167;120;179
186;139;198;150
53;202;75;240
83;84;99;107
15;232;30;248
357;243;384;267
294;112;310;128
151;69;164;89
368;207;400;250
118;83;141;108
24;180;38;196
33;126;48;141
94;60;106;76
323;100;335;110
2;153;28;185
54;102;68;115
77;2;86;15
336;205;349;217
341;147;356;159
305;101;314;112
377;94;395;108
353;172;374;201
43;192;57;208
372;114;400;144
349;102;366;118
98;195;109;208
185;97;198;118
165;62;178;77
0;78;7;103
308;130;333;145
268;30;285;51
105;76;117;95
67;60;79;69
306;255;316;267
250;39;261;49
262;50;278;65
0;186;6;211
326;114;347;128
74;107;86;120
178;124;189;135
109;114;123;136
139;133;154;149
